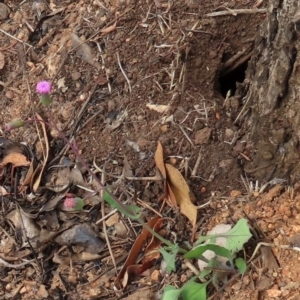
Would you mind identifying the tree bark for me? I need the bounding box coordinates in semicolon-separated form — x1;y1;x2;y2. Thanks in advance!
240;0;300;182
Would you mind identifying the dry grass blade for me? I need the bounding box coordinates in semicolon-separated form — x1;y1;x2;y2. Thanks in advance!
33;113;49;192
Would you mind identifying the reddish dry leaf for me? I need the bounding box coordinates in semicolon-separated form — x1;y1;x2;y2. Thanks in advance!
116;216;161;288
165;164;197;239
142;219;164;263
0;152;30;168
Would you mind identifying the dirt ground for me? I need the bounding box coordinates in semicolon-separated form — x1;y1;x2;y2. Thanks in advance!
1;0;300;299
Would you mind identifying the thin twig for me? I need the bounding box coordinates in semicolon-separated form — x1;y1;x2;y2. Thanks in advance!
0;257;35;269
206;8;266;17
116;52;132;93
191;147;202;177
177;123;195;148
0;29;32;47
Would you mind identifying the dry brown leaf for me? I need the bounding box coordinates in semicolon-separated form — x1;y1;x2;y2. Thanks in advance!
105;213;120;227
100;22;117;35
71;33;101;70
0;152;30;168
154;141;166;179
166;181;177;207
20;160;35;190
116;216;161;288
55;223;105;254
0;51;5;69
154;142;177;206
165;164;197;237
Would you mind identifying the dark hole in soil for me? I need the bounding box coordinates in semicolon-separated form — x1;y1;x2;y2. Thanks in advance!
219;60;248;97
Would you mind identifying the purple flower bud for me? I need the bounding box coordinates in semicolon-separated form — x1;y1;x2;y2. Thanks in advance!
36;81;51;94
4;119;25;131
64;197;76;209
64;197;84;210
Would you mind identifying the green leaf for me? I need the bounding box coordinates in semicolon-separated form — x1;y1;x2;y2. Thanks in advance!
103;190;140;219
125;205;141;219
198;257;218;279
162;285;181;300
159;245;179;273
184;244;233;261
194;219;252;254
235;257;247;274
181;281;207;300
223;219;252;253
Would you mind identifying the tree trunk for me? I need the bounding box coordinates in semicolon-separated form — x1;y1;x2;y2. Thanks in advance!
240;0;300;182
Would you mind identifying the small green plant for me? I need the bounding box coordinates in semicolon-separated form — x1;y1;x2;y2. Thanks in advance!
161;219;252;300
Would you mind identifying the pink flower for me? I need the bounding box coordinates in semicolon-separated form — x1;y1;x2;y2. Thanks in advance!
36;81;51;94
64;197;76;209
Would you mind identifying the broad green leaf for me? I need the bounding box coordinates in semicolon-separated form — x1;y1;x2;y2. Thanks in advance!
181;281;207;300
223;219;252;253
195;235;216;246
184;244;233;261
235;257;247;274
162;285;181;300
194;219;252;253
159;245;179;273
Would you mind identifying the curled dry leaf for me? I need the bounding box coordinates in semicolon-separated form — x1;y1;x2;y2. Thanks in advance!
165;164;197;238
71;33;101;70
7;209;40;241
45;167;72;192
55;223;105;254
0;152;30;168
116;216;162;288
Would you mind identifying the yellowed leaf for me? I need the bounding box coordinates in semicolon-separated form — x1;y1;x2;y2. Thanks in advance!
165;164;197;236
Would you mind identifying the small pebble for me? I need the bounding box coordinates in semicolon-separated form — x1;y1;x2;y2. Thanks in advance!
5;90;14;100
71;71;81;81
0;3;10;20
